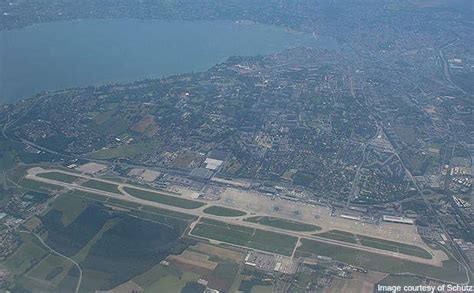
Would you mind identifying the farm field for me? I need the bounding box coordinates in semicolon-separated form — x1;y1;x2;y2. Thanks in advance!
233;269;275;293
41;204;114;256
190;218;297;256
78;215;190;291
2;233;80;293
376;274;426;292
327;271;387;293
48;193;90;225
203;206;247;217
133;242;243;292
25;254;73;290
2;233;48;276
2;194;196;292
245;216;321;232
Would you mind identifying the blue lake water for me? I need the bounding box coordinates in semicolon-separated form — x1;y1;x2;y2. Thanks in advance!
0;19;336;103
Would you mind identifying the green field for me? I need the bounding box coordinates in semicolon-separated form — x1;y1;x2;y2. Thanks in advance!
3;233;48;276
2;233;79;293
42;204;113;256
296;238;466;283
0;150;16;171
358;235;432;259
203;206;246;217
140;205;197;222
0;138;20;171
107;197;142;209
135;264;200;293
1;190;198;292
316;231;433;259
123;186;206;209
81;179;121;194
5;193;196;292
79;215;191;291
317;230;357;244
376;275;426;292
17;178;63;192
26;254;73;287
191;219;297;256
49;193;90;225
63;189;197;223
67;190;109;202
245;216;320;232
89;143;151;160
36;171;80;183
133;237;243;292
134;248;239;292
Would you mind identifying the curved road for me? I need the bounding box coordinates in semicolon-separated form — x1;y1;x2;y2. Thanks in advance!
20;231;83;293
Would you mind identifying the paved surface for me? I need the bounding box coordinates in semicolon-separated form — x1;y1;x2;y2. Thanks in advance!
27;167;449;267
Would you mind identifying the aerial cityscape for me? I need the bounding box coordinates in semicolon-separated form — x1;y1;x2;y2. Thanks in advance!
0;1;472;292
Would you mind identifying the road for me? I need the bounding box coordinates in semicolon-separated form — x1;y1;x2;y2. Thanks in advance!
26;167;450;268
20;231;83;293
380;127;472;284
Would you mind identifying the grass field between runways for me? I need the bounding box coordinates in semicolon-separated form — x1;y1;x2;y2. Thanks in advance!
123;186;206;209
190;218;297;256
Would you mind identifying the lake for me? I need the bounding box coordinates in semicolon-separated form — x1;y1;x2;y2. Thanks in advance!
0;19;336;103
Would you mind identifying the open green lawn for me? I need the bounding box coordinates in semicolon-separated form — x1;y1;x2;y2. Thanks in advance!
36;171;80;183
0;138;20;171
0;150;17;171
65;190;195;226
191;218;297;256
3;192;198;292
26;254;73;287
203;206;246;217
81;179;121;194
357;235;432;259
296;238;466;283
3;233;48;276
315;230;432;259
317;230;357;244
67;190;109;202
245;216;320;232
140;205;197;222
377;275;426;292
142;271;200;293
73;219;120;263
251;285;274;293
107;197;142;209
17;178;63;192
123;186;205;209
79;214;190;290
133;263;178;289
50;194;90;225
42;204;113;257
